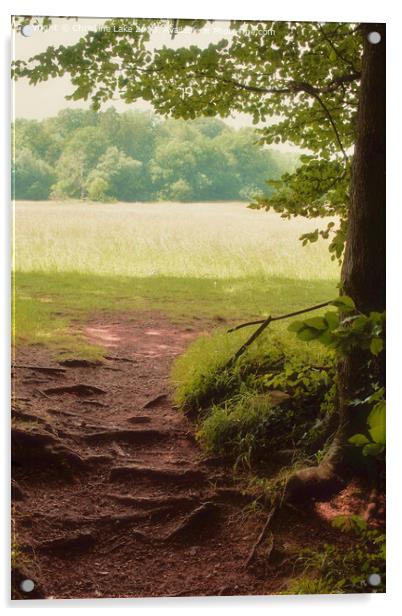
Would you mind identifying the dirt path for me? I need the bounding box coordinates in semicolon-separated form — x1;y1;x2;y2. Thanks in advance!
11;313;350;600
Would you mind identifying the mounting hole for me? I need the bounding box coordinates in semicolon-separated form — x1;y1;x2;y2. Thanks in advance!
367;573;381;587
367;31;381;45
20;578;35;593
21;24;34;37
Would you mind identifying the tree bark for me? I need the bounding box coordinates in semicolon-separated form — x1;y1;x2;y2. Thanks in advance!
337;22;386;449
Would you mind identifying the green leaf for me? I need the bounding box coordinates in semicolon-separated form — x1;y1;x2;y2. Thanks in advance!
317;330;335;346
331;295;356;312
287;320;304;333
362;443;384;457
370;337;384;356
349;315;369;332
297;327;321;341
367;401;386;444
348;434;370;446
366;387;385;404
324;311;339;330
303;316;328;330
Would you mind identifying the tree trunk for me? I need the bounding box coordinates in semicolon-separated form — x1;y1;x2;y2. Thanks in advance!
287;23;386;500
338;22;386;449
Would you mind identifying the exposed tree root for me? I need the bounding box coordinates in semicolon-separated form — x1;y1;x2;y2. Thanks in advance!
47;408;83;417
98;530;153;554
127;415;152;424
12;406;53;429
106;493;197;510
42;384;107;396
109;463;206;484
285;460;345;503
37;531;96;554
84;428;169;444
85;454;114;465
142;393;168;408
98;507;173;526
12;364;67;375
11;427;87;471
59;359;102;368
19;507;173;532
283;432;348;503
164;502;218;543
79;400;107;408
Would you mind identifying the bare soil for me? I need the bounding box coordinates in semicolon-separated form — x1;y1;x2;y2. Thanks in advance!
11;313;380;600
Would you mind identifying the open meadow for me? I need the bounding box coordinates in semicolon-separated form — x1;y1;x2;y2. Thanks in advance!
13;200;339;354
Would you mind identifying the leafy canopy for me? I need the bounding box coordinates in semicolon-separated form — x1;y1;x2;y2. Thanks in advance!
13;18;362;256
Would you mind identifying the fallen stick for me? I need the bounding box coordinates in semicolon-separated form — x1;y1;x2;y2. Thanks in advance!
244;506;276;568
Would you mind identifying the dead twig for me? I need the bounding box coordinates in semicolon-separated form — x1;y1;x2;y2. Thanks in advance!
227;301;332;333
225;316;272;370
225;300;332;369
244;506;276;568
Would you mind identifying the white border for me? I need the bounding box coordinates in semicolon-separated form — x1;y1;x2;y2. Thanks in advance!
1;1;401;614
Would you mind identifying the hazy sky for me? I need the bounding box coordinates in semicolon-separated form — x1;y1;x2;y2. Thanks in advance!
12;17;298;152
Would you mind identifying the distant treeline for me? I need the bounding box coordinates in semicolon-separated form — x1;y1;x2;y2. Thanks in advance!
12;108;298;202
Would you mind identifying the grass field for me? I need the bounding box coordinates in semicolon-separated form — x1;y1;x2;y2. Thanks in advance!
13;201;339;354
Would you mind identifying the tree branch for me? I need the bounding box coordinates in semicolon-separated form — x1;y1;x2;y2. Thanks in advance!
227;301;332;333
318;24;359;74
188;70;356;161
309;91;349;162
190;70;360;97
224;300;332;370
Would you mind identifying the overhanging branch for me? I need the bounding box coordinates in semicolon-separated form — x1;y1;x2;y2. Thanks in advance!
224;300;332;369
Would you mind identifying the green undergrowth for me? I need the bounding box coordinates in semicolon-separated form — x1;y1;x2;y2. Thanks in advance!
171;323;336;469
284;515;386;594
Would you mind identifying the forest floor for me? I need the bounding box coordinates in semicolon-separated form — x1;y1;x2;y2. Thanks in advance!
11;311;376;600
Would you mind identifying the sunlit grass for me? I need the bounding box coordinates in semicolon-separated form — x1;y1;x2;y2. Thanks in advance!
13;201;339;353
171;323;333;412
15;201;338;280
